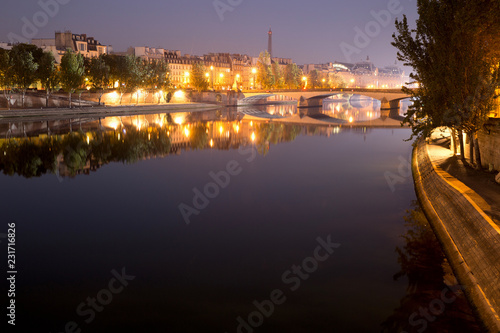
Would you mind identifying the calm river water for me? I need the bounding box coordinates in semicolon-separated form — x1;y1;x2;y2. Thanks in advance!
0;100;480;332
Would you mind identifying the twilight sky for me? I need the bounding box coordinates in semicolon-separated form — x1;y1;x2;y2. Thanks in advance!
1;0;418;70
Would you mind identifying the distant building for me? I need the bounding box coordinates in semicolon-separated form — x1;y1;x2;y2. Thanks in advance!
31;31;108;63
303;57;405;89
0;42;14;50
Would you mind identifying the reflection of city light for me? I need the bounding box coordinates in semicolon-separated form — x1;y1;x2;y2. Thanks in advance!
251;132;256;142
184;128;190;137
174;117;184;125
86;135;90;145
210;139;214;147
219;126;223;134
250;121;253;127
106;118;120;130
235;125;240;133
148;133;151;141
349;117;354;123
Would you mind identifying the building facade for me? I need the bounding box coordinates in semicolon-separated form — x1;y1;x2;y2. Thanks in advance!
32;31;108;63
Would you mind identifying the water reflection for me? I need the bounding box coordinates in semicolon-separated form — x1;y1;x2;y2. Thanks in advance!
381;202;480;333
0;111;307;178
322;94;412;122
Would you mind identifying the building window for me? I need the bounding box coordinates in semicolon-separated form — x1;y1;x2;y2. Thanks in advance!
79;43;86;52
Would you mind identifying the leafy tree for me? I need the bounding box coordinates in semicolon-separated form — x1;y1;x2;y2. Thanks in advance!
284;63;303;89
10;44;39;108
0;49;14;110
272;62;285;89
147;59;171;102
125;55;144;104
256;51;274;90
393;0;500;168
37;51;59;107
104;54;129;104
307;69;321;89
329;73;346;88
190;62;209;92
87;54;110;105
60;49;85;108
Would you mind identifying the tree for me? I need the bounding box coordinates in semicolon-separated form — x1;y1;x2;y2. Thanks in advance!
0;49;13;110
125;55;144;104
147;59;170;102
87;54;110;106
392;0;500;168
272;62;285;89
284;63;303;89
307;69;321;89
328;73;346;88
10;44;39;108
256;51;274;90
190;62;209;92
37;51;59;107
104;54;129;104
60;49;85;109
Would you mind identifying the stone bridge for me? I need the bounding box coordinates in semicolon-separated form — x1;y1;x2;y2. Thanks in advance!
240;89;411;109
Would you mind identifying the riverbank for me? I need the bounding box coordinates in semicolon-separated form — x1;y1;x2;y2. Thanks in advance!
412;138;500;332
0;103;220;120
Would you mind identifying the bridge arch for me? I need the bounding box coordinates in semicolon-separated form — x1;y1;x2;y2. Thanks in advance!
241;90;411;109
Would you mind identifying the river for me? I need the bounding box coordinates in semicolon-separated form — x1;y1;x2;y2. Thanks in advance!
0;98;480;332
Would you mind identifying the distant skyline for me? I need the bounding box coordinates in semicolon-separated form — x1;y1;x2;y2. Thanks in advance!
0;0;418;71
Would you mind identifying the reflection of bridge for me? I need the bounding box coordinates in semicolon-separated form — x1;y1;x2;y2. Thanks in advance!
240;89;411;109
238;107;408;128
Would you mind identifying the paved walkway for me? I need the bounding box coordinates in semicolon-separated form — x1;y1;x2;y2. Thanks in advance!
413;138;500;332
0;103;218;120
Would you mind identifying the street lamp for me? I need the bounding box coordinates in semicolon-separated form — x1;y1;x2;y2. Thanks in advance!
302;76;307;89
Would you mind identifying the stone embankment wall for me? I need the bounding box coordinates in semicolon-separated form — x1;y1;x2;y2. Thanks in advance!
413;139;500;332
0;91;185;109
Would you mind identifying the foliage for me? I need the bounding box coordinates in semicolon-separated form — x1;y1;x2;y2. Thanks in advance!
392;0;500;143
87;54;110;105
190;62;209;92
37;51;60;107
10;44;39;107
146;59;171;101
0;49;13;109
256;51;274;89
284;63;303;89
307;69;321;89
272;62;285;89
60;49;85;107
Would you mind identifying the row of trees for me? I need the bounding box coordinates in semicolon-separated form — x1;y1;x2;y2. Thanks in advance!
0;44;172;109
255;51;347;90
256;51;304;90
393;0;500;168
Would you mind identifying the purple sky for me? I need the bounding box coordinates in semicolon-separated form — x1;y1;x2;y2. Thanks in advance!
1;0;418;71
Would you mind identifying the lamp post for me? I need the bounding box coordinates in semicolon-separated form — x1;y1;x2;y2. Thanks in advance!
302;76;307;89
